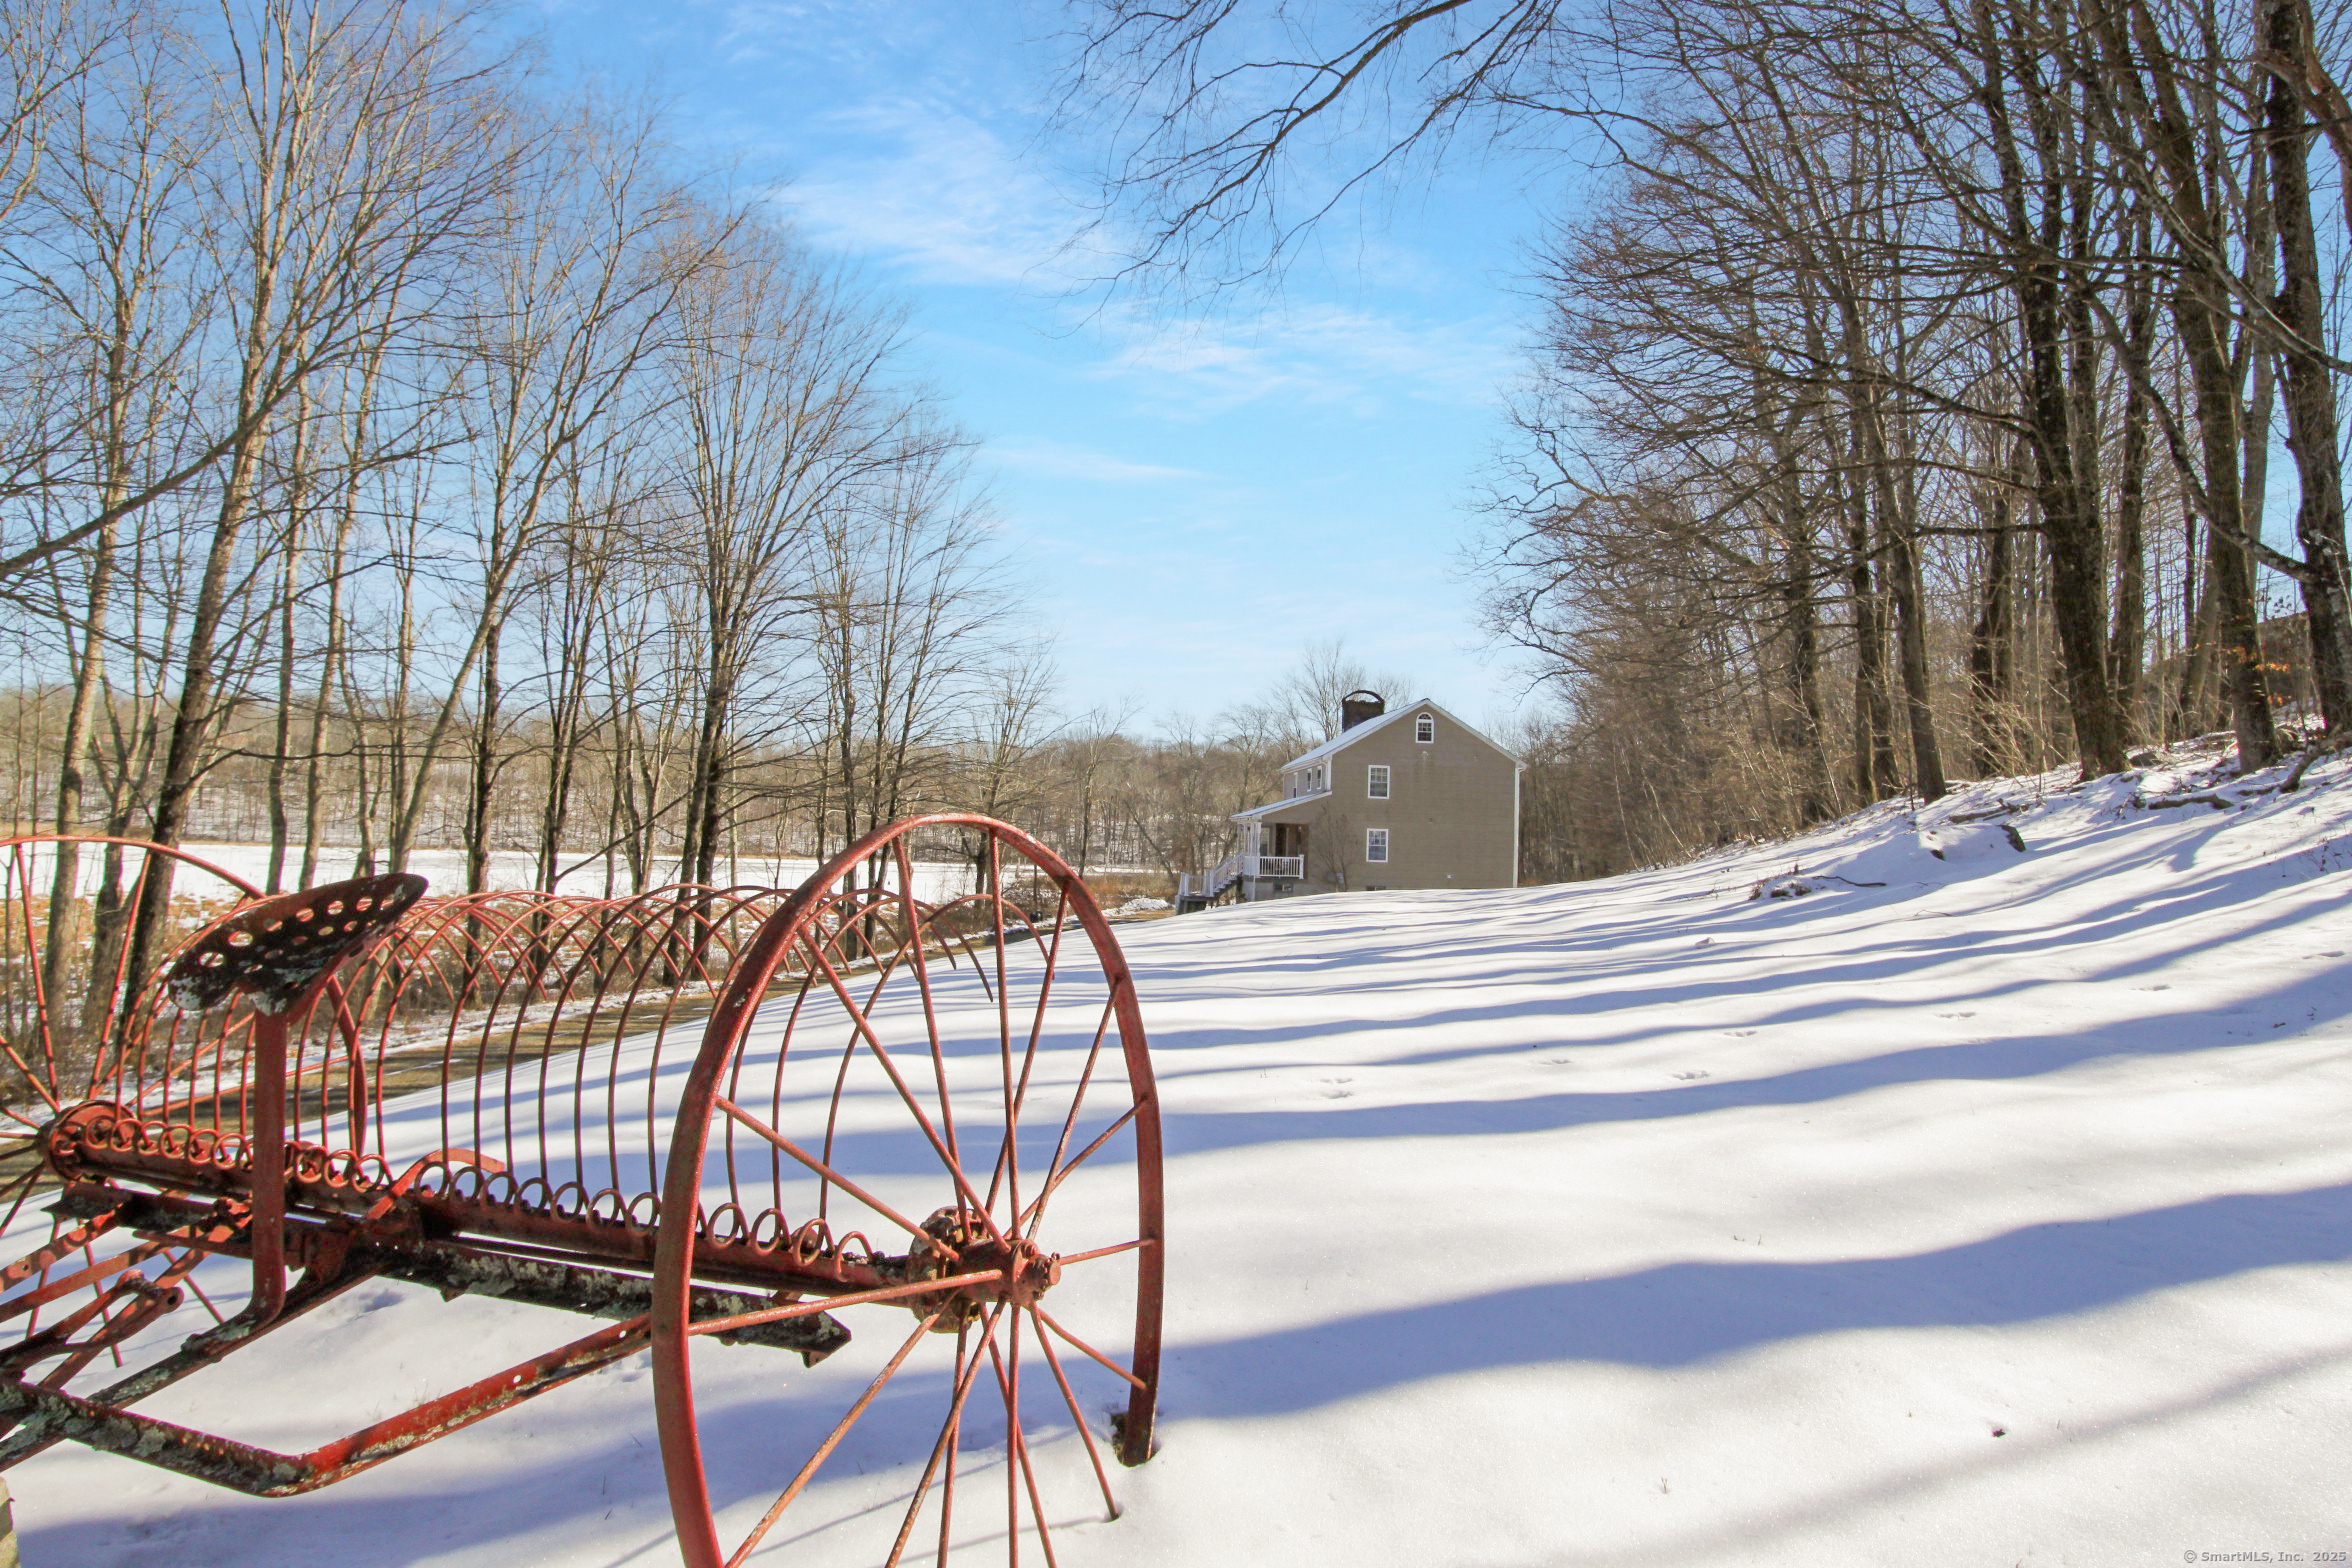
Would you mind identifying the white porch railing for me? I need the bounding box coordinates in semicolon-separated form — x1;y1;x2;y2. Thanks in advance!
1177;853;1307;907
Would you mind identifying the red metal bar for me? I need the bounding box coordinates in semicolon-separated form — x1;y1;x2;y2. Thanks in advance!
0;1315;647;1496
246;1012;289;1324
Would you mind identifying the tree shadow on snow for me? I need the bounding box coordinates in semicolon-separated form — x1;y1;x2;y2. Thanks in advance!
1160;1181;2352;1416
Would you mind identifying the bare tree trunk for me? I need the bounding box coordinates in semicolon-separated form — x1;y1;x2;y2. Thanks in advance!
2262;0;2352;734
464;629;502;893
1969;499;2018;777
1977;0;2128;776
1885;521;1944;800
126;430;264;995
41;515;113;1009
2108;219;2154;737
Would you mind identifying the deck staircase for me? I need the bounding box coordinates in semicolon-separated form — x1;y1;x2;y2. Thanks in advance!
1175;853;1305;912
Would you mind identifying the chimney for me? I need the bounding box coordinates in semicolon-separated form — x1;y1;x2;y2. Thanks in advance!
1340;690;1385;732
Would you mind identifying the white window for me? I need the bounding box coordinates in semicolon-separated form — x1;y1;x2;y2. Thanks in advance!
1365;828;1389;863
1367;764;1390;799
1414;715;1435;744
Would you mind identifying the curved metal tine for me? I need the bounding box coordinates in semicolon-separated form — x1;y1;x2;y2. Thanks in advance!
935;905;996;1002
1030;1309;1118;1520
1031;1307;1147;1392
922;884;997;1006
812;890;921;1229
726;946;822;1220
1018;1104;1138;1238
10;844;55;1100
1023;999;1120;1238
725;1309;944;1568
987;1309;1055;1568
712;1094;932;1245
803;943;1007;1245
883;1307;1000;1568
813;996;861;1231
984;880;1071;1219
989;836;1019;1232
891;837;961;1167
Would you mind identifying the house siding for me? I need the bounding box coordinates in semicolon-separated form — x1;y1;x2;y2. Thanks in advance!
1275;705;1517;892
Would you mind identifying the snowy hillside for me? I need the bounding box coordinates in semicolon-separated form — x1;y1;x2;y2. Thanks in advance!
17;743;2352;1566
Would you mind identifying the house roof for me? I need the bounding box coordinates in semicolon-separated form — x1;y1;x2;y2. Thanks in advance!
1232;790;1331;823
1275;699;1517;772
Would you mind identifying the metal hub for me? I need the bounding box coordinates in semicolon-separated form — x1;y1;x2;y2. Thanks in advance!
903;1209;1061;1329
957;1233;1061;1308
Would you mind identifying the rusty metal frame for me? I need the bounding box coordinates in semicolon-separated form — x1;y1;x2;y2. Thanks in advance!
0;822;1164;1566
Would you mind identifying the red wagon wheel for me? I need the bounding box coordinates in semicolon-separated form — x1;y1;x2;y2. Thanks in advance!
652;816;1164;1567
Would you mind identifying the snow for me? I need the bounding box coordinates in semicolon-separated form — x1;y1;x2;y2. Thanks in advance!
15;750;2352;1565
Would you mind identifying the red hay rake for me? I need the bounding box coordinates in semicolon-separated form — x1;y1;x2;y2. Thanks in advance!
0;817;1164;1565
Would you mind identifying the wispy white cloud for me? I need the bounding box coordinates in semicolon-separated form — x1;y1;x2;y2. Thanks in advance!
774;100;1100;288
1088;304;1517;420
989;439;1199;484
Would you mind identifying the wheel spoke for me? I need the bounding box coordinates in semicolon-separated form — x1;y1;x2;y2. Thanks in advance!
1033;1307;1146;1392
806;945;1008;1243
726;1309;944;1568
995;1307;1057;1568
0;1043;59;1115
1020;1106;1139;1237
1055;1239;1145;1268
183;1268;225;1326
0;1166;43;1236
1024;1000;1120;1235
937;1332;964;1568
713;1095;926;1240
686;1271;1000;1339
1031;1310;1118;1520
891;838;961;1168
656;817;1161;1568
884;1307;1001;1568
986;884;1071;1219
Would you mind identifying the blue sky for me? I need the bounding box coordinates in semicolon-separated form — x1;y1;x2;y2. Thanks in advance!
534;1;1555;737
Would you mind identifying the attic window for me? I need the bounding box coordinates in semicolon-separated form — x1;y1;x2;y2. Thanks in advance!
1366;828;1389;863
1414;715;1435;744
1367;764;1390;799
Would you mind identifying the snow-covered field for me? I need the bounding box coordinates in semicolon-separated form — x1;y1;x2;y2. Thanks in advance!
16;747;2352;1565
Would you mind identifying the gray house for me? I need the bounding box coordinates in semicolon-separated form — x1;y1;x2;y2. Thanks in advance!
1177;693;1521;908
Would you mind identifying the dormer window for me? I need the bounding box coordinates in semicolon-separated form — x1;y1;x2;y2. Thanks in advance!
1414;715;1435;744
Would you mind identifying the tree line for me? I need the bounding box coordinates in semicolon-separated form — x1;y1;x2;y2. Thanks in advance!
0;0;1103;1009
1065;0;2352;878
